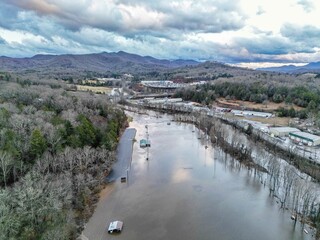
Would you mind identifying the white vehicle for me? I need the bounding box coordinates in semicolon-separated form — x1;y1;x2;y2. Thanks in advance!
107;221;123;234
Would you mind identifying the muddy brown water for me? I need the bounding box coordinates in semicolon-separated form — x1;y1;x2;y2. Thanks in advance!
82;112;314;240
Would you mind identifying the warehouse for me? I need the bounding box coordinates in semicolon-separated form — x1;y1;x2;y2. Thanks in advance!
289;131;320;146
269;127;300;137
231;110;273;118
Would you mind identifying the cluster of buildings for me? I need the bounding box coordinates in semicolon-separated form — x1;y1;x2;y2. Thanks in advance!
140;81;206;93
135;95;320;147
222;109;320;147
270;127;320;146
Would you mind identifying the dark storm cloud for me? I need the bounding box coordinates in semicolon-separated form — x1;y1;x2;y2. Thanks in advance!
0;0;248;61
0;0;319;64
118;0;246;32
0;2;49;36
233;28;320;61
235;37;293;55
2;0;125;32
0;2;20;30
281;23;320;48
3;0;246;34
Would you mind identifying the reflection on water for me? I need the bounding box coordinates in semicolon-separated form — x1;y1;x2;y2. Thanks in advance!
106;111;314;240
172;168;192;183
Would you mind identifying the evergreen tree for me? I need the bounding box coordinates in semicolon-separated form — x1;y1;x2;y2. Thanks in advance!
30;129;47;159
76;115;97;147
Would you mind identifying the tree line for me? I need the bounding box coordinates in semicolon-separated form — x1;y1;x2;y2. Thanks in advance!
0;77;127;239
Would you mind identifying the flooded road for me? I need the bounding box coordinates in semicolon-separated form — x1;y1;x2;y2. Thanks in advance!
83;111;313;240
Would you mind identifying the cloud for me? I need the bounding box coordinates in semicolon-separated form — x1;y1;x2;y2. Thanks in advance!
0;0;319;64
281;23;320;48
256;6;265;15
0;0;248;61
0;36;6;45
297;0;314;12
3;0;246;35
234;36;297;55
0;3;21;30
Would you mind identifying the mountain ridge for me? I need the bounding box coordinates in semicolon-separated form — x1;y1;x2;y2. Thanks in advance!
257;62;320;73
0;51;200;74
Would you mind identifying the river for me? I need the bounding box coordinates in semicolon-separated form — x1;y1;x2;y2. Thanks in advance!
82;111;314;240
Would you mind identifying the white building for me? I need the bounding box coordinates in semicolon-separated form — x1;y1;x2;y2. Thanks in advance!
231;110;273;118
289;131;320;146
269;127;301;137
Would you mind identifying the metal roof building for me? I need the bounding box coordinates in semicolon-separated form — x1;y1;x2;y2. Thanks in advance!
289;131;320;146
231;110;273;118
269;127;300;137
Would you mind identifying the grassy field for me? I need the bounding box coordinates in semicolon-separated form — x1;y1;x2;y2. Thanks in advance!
216;98;304;111
226;113;291;126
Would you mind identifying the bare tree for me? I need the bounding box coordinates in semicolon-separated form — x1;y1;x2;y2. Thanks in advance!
280;166;297;208
0;151;13;187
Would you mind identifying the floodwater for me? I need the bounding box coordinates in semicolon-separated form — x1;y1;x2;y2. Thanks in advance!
83;111;314;240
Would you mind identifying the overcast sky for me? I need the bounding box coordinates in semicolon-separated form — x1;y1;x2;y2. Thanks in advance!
0;0;319;67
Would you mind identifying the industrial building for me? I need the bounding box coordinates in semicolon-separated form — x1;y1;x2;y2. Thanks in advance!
269;127;301;137
231;110;273;118
289;131;320;146
142;97;183;104
141;81;181;93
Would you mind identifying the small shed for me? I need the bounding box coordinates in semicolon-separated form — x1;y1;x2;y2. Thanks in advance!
289;131;320;146
270;127;301;137
140;139;147;148
140;139;151;148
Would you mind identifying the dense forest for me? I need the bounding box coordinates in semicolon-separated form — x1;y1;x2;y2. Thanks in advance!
174;81;320;122
0;74;127;239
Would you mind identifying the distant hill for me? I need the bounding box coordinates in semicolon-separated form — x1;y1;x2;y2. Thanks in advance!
1;51;315;85
0;51;199;74
257;62;320;73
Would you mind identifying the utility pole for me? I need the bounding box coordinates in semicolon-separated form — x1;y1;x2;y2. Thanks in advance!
146;125;149;160
205;127;208;149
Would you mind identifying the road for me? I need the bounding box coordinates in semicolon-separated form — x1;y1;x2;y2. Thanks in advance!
81;127;136;240
106;128;137;182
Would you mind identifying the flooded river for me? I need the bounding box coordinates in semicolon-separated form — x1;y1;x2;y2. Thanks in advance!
83;111;314;240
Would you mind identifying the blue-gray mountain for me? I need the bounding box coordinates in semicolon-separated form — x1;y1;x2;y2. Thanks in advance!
0;51;199;73
257;62;320;73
